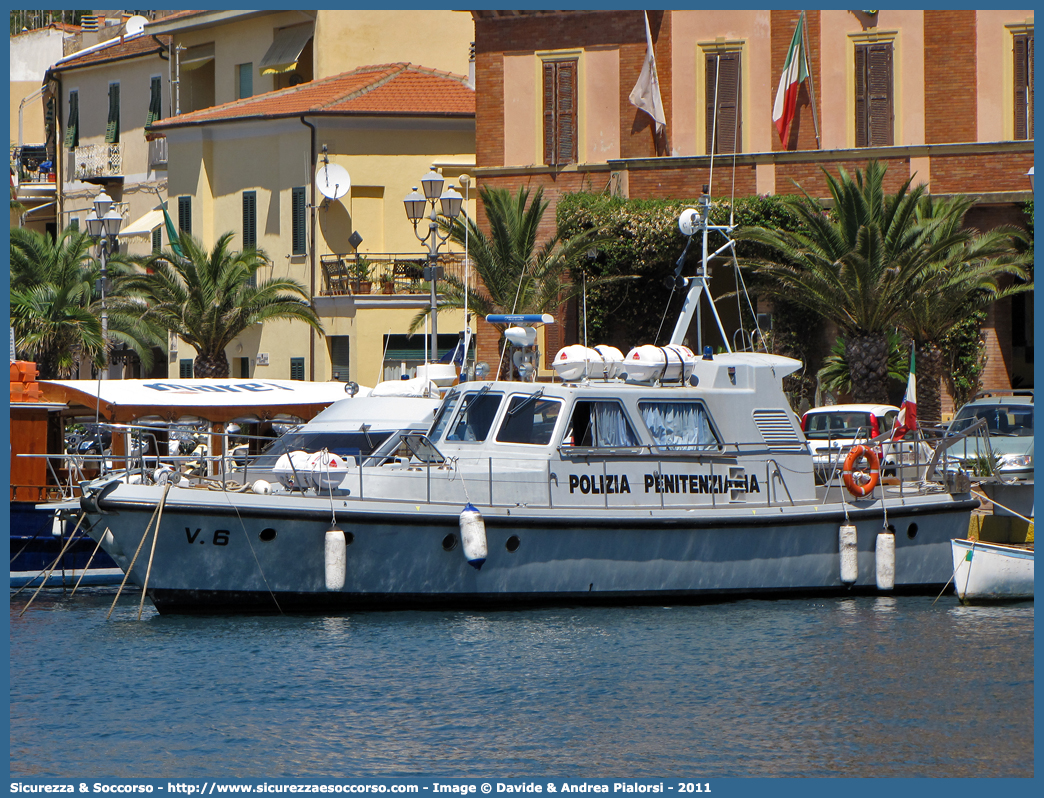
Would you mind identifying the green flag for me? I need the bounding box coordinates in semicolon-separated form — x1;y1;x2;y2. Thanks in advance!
161;200;183;257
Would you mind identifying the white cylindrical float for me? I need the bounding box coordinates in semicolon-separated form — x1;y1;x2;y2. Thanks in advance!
325;525;347;590
875;530;895;591
839;524;858;584
459;502;487;570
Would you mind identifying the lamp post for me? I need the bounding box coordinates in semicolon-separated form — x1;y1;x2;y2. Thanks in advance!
403;166;463;361
84;190;123;379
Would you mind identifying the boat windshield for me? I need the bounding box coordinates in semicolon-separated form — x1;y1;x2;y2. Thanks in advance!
251;430;397;466
429;389;462;442
445;389;503;443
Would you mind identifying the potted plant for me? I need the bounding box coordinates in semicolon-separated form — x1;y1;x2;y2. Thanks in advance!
350;256;372;294
379;272;396;294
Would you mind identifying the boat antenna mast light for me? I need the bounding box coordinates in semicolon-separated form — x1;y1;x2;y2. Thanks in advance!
668;186;734;353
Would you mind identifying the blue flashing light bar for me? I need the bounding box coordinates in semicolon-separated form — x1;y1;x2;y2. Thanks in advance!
485;314;555;325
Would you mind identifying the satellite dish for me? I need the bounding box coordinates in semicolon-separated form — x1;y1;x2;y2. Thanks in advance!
125;15;148;35
678;208;700;237
316;163;350;200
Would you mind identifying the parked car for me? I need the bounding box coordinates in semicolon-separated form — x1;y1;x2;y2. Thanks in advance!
800;404;932;484
942;391;1033;479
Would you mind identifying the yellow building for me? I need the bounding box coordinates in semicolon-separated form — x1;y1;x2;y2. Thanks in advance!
149;63;476;386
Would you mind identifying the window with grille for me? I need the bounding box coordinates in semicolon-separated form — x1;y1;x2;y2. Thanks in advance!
178;195;191;234
292;186;306;255
146;76;162;126
64;90;79;149
237;63;253;99
180;359;193;379
1014;32;1034;140
106;82;120;144
542;59;578;166
290;357;305;381
855;42;893;147
706;51;742;154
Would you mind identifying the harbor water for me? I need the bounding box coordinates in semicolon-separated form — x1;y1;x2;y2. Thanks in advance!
9;589;1033;778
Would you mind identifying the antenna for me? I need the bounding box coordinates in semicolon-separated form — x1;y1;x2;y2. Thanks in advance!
316;163;350;201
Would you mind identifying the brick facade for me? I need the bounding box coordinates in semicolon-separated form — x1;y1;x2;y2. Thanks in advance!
924;10;978;145
771;10;821;152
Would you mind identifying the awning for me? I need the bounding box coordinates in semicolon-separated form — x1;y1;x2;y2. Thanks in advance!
259;24;313;75
180;42;215;72
120;208;164;238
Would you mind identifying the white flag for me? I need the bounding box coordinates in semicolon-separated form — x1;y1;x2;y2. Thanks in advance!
629;11;666;134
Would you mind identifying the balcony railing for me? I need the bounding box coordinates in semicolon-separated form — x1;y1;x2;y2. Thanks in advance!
74;143;123;179
148;136;167;169
10;144;56;186
319;252;470;297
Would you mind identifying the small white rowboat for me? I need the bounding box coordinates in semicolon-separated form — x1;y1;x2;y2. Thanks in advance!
950;538;1034;603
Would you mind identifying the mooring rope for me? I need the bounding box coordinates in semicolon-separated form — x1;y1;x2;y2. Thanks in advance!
138;482;173;620
106;489;166;620
16;512;88;610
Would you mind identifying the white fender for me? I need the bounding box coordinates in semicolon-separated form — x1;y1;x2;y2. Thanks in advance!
875;530;895;591
325;525;347;590
459;503;487;569
839;524;858;584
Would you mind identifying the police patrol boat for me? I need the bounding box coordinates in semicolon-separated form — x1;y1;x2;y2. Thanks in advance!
76;205;976;613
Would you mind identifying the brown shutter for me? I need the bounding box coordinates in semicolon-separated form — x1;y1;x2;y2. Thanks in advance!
556;60;578;165
855;45;868;147
543;61;557;164
706;52;742;154
867;43;894;146
1014;33;1034;140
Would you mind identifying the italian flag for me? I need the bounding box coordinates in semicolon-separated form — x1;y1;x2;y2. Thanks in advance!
893;347;917;440
772;14;808;146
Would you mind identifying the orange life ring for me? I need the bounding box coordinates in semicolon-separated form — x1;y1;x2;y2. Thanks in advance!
842;445;881;497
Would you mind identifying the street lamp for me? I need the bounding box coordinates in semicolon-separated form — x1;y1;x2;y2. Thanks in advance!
404;166;463;361
84;190;123;379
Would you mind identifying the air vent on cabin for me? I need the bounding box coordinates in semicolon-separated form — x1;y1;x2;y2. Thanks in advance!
752;409;805;452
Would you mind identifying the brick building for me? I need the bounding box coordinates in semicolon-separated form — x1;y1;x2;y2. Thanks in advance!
470;9;1034;406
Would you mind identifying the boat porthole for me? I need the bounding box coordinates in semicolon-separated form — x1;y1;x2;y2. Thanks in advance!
259;528;277;542
506;535;521;553
344;531;355;545
907;523;918;540
442;534;458;551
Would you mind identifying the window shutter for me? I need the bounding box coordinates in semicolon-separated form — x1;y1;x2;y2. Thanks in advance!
706;52;742;154
867;44;894;146
330;336;351;381
855;46;868;147
106;83;120;144
178;195;192;234
291;186;306;255
543;59;578;166
290;357;305;381
180;359;194;379
543;62;557;165
152;227;161;253
147;76;162;127
64;91;79;149
242;191;257;249
556;60;578;165
1014;33;1034;140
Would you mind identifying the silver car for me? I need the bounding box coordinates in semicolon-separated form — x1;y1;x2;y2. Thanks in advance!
943;391;1034;479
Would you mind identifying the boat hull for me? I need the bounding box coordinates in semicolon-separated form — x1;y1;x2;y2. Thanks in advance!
10;501;122;587
950;538;1034;603
87;485;976;614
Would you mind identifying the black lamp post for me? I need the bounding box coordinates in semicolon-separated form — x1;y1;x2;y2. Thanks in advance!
403;167;463;361
84;190;123;379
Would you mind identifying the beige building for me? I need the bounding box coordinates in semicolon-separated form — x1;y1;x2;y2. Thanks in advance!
150;63;476;386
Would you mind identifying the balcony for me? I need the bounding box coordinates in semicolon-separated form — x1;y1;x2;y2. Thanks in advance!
74;143;123;180
319;252;470;297
147;135;167;170
10;145;56;187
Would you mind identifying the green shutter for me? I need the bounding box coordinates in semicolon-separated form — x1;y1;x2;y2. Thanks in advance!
242;191;257;249
151;227;161;253
329;336;351;381
63;91;79;149
290;357;305;381
292;186;306;255
180;359;194;379
178;195;192;234
146;76;162;127
238;63;253;99
106;83;120;143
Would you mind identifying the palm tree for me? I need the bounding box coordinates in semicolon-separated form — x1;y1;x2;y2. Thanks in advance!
124;231;324;378
897;194;1031;425
409;185;614;370
10;226;161;378
736;161;973;404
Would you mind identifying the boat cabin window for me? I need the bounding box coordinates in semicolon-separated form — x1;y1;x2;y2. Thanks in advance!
563;400;640;448
429;389;462;442
445;391;504;443
638;400;720;451
496;394;563;445
252;430;396;466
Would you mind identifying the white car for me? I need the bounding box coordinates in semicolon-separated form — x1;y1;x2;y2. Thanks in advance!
800;404;932;484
